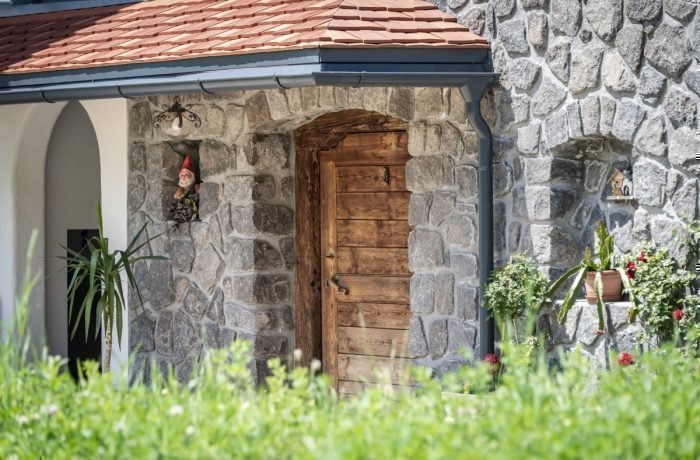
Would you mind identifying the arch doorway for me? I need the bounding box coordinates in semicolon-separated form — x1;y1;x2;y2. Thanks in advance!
44;101;102;377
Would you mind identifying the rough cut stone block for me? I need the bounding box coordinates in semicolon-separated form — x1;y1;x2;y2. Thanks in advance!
634;115;667;157
671;179;698;223
509;59;541;90
545;41;571;83
450;252;479;280
387;87;415;121
528;224;579;265
447;320;477;353
190;245;223;293
410;274;435;314
524;158;583;186
569;48;604;95
405;156;454;192
584;0;622;41
130;314;155;352
512;94;530;123
429;319;449;359
584;160;608;193
499;19;529;56
550;0;581;36
455;284;479;321
665;0;696;21
516;122;541;155
430;191;456;226
638;66;666;105
198;182;220;219
240;333;288;357
130;142;147;173
409;316;428;358
231;274;290;305
129;102;153;139
580;96;600;136
633;157;667;207
611;100;645;142
200;140;235;178
409;193;432;225
669;127;700;172
646;24;692;78
245;134;290;169
544;110;569;150
441;213;477;247
169;240;195;273
527;12;548;50
566;102;583;139
224;303;292;333
493;163;513;197
231;204;293;236
435;273;455;315
183;282;209;320
615;25;643;71
460;7;486;37
626;0;662;22
531;77;567;116
224;175;276;202
599;96;616;136
206;288;225;325
455;165;478;201
664;87;698;129
409;229;445;270
513;185;577;220
148;260;175;310
602;52;637;93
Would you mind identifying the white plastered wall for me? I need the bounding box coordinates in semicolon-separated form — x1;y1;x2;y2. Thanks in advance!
0;98;129;379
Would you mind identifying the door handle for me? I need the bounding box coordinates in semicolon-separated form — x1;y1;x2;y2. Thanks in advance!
327;275;349;295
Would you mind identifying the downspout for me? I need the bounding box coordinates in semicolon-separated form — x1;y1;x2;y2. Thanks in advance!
460;78;497;360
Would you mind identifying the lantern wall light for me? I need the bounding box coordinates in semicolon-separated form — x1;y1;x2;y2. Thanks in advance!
153;96;202;134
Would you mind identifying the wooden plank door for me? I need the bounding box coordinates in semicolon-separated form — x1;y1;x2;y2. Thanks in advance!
320;131;413;395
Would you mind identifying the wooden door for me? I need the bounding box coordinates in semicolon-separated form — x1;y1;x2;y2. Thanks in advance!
320;131;413;395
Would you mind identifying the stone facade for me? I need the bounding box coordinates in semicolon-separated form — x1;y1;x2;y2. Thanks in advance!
127;87;481;381
541;301;647;368
429;0;700;274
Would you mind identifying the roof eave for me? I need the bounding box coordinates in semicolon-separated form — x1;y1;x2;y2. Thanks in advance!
0;47;494;105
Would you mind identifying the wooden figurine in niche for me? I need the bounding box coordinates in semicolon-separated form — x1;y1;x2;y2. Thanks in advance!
169;154;200;224
607;168;633;198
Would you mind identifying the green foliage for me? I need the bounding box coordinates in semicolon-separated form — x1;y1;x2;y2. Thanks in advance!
627;245;699;345
60;204;165;369
3;262;700;459
547;221;622;330
484;254;550;323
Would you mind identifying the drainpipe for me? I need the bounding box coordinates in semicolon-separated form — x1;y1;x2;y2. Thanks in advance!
460;78;496;360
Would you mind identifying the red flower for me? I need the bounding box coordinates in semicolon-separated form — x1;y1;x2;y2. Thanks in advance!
637;251;647;263
618;353;634;366
673;309;684;321
625;261;636;279
484;353;501;371
596;330;605;336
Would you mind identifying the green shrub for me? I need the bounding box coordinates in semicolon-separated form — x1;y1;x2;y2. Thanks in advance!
484;254;550;326
3;240;700;459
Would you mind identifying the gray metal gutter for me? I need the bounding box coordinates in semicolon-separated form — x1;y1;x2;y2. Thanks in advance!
461;81;497;360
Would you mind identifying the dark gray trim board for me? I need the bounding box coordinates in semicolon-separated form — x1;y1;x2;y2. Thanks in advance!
0;0;139;17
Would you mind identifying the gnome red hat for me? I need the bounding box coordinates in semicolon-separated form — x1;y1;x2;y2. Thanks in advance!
180;154;195;174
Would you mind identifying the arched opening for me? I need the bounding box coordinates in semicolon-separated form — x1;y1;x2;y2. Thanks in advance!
294;110;412;393
44;101;102;375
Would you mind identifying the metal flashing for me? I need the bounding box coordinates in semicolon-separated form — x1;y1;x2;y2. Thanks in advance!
0;0;138;18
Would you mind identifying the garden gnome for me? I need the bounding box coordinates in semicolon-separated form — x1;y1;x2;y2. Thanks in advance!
174;154;200;200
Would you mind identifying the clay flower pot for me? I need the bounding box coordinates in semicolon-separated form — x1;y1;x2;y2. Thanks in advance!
584;270;622;304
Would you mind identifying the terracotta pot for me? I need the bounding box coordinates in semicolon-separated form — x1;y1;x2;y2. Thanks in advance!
584;270;622;304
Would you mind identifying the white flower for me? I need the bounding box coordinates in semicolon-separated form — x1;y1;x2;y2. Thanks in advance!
161;388;169;396
185;426;196;436
47;404;59;416
293;349;303;362
310;359;322;373
444;416;455;425
16;415;28;425
168;405;184;416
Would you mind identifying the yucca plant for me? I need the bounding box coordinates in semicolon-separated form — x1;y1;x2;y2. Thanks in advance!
60;204;165;371
547;221;631;334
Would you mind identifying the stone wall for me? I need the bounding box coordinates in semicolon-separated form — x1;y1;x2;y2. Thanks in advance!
430;0;700;274
127;87;481;381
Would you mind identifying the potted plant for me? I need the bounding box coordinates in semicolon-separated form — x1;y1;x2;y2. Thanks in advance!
61;204;165;371
547;221;629;333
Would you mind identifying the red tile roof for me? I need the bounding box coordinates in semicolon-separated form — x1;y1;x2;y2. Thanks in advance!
0;0;488;75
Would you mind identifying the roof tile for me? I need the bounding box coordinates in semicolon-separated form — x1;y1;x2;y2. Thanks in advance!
0;0;488;75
